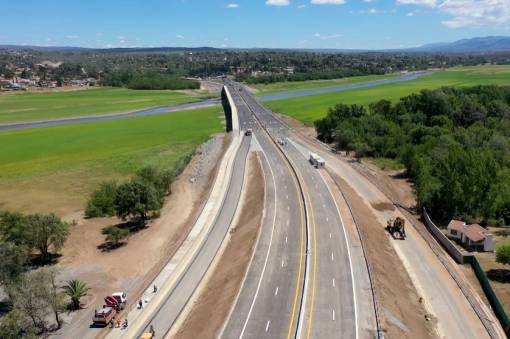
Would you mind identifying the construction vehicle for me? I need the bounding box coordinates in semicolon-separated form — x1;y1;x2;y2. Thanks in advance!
93;306;116;326
245;128;253;136
309;152;325;168
386;217;406;239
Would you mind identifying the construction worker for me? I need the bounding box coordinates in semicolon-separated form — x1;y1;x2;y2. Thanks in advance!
139;299;143;309
150;324;155;336
153;284;158;293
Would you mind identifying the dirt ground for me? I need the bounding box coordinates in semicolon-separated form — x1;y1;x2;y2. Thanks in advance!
171;152;264;339
53;134;230;337
330;173;436;339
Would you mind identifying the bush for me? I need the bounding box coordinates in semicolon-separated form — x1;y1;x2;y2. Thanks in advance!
102;226;129;247
85;181;117;218
496;245;510;265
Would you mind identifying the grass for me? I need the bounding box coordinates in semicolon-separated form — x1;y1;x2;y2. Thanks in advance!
0;87;212;124
0;106;223;215
265;65;510;124
251;73;401;95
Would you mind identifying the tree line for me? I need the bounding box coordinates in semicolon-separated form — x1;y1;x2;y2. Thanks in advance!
315;85;510;225
3;48;510;84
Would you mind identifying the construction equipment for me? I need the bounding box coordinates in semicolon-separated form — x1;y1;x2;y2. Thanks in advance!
93;306;116;326
386;217;406;239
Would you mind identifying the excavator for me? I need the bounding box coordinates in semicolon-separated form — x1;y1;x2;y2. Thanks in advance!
386;217;406;239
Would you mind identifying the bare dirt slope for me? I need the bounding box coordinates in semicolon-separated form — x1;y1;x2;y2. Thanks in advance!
53;134;229;338
171;152;264;339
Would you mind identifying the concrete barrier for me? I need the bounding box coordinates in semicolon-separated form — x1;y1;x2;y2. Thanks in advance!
222;86;239;133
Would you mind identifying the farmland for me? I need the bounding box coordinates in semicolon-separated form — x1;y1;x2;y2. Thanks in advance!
250;73;400;94
0;106;223;215
0;87;212;124
265;65;510;124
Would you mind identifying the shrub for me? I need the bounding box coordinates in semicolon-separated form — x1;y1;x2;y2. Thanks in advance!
102;226;129;247
496;245;510;265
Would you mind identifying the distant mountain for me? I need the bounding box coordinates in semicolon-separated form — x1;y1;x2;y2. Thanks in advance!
409;36;510;53
2;36;510;54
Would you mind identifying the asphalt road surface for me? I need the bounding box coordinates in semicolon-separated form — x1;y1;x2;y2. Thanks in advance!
223;84;359;339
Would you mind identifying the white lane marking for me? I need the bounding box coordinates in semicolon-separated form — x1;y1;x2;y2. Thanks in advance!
265;320;271;332
331;252;334;261
281;259;285;267
287;206;290;211
239;147;278;339
286;194;289;199
333;278;336;287
285;236;288;244
275;287;279;296
332;309;335;321
326;217;329;222
329;233;332;239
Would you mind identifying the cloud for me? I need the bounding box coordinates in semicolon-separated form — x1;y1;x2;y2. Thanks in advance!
311;0;346;4
406;11;415;16
176;34;184;39
298;4;307;8
266;0;290;6
65;35;79;39
397;0;510;28
397;0;436;6
226;3;239;8
313;32;344;39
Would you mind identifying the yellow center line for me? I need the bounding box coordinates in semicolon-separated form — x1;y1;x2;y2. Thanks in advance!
279;148;306;339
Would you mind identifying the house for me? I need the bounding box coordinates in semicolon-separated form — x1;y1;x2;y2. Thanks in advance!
446;220;496;252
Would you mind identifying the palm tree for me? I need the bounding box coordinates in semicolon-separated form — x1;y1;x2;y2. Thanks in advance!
62;279;90;310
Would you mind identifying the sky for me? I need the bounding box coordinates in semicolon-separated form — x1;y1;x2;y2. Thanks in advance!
1;0;509;50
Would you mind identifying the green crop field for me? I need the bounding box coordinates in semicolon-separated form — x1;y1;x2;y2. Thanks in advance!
0;87;212;124
265;65;510;124
251;73;402;95
0;106;223;215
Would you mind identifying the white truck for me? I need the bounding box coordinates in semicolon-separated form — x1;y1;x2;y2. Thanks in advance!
309;152;325;168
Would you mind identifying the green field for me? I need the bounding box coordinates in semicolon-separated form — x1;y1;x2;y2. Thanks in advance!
265;65;510;124
0;87;212;124
251;73;400;95
0;106;223;215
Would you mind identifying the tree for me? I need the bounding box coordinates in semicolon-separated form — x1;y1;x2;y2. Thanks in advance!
63;279;90;310
0;307;36;339
496;245;510;265
0;211;30;247
102;225;129;247
0;241;28;289
114;180;162;223
10;270;50;333
43;269;66;329
25;214;70;261
85;181;117;218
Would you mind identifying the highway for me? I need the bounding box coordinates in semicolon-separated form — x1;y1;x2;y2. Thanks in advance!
222;88;307;338
223;84;361;338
